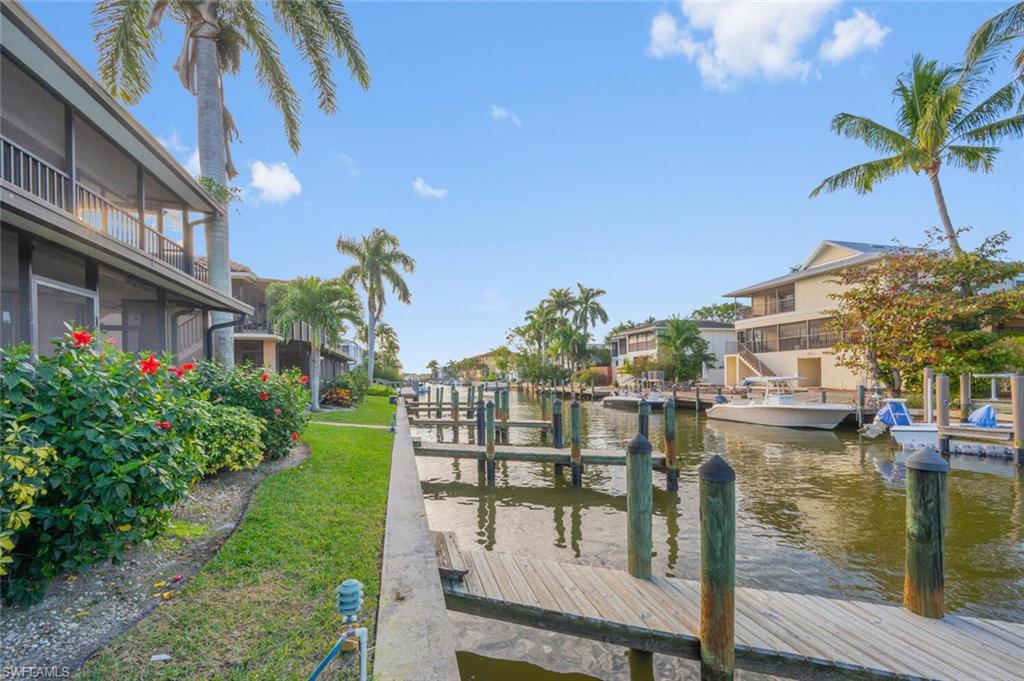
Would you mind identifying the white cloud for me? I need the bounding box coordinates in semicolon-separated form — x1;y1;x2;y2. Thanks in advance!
338;152;360;177
820;9;890;63
412;177;448;199
647;1;839;90
185;148;201;176
157;129;202;176
491;105;522;128
249;161;302;203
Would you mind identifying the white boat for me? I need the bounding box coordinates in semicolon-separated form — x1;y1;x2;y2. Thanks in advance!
706;376;852;430
601;391;669;410
877;399;1014;455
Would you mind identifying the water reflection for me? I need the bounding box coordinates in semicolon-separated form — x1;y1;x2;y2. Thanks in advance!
414;386;1024;680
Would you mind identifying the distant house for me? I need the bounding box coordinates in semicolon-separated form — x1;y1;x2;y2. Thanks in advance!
223;260;354;381
1;1;250;358
607;319;735;385
722;240;904;390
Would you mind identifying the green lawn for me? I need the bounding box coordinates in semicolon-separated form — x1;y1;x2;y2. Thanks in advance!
310;395;396;425
79;423;393;680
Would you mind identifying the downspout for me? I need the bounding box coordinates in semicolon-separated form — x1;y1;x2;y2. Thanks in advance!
205;312;247;361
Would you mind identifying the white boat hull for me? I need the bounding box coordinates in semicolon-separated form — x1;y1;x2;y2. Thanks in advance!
706;403;851;430
890;424;1014;457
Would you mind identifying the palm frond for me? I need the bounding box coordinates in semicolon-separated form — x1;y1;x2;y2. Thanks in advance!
810;155;908;197
830;114;911;154
217;24;246;76
229;0;302;152
951;81;1020;139
960;113;1024;144
382;266;412;305
92;0;157;104
272;0;337;114
309;0;371;91
965;2;1024;73
945;144;1000;172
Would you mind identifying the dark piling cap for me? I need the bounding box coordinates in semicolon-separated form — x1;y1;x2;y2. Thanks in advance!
906;447;950;473
486;400;494;408
571;399;580;408
627;433;652;456
664;398;676;409
553;398;562;411
699;454;736;483
639;399;651;414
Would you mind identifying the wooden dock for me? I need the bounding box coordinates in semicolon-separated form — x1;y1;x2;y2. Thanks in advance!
409;417;551;430
415;441;666;468
436;538;1024;681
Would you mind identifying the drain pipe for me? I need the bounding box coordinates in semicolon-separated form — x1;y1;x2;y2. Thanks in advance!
204;313;247;361
308;579;367;681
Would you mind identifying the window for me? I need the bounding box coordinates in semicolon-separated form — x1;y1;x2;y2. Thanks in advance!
33;277;97;355
99;267;164;354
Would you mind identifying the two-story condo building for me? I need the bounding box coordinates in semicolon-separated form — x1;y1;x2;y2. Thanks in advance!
226;261;355;380
721;240;904;390
607;319;735;385
1;1;250;359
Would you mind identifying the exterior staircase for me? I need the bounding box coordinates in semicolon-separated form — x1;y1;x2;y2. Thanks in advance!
736;344;776;378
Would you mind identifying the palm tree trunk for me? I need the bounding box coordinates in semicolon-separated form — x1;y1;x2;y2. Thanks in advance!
366;300;377;383
194;24;234;366
927;170;962;255
310;348;322;411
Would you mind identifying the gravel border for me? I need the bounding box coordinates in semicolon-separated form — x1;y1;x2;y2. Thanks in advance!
0;444;310;673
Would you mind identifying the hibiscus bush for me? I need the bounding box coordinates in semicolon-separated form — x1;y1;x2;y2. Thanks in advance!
192;363;309;459
0;335;203;605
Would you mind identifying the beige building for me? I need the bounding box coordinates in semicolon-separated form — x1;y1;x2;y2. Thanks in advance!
722;240;906;390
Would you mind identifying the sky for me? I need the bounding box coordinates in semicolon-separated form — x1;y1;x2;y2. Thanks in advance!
26;1;1024;372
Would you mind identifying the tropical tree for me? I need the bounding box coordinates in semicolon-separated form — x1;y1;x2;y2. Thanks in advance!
657;317;717;382
337;228;415;382
266;277;362;411
966;3;1024;83
572;284;608;338
691;302;744;323
426;359;439;380
360;321;398;357
93;0;371;366
810;54;1023;254
544;287;577;320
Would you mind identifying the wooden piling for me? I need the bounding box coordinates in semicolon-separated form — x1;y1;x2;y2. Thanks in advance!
959;374;971;423
540;389;550;420
500;389;510;444
452;388;460;424
436;387;443;419
570;399;582;487
664;398;678;492
552;398;564;475
485;400;496;484
476;396;485;474
903;447;948;618
626;433;654;677
467;385;475;419
821;390;828;404
638;399;650;439
923;366;934;424
856;385;866;427
699;454;736;681
695;385;701;415
1012;373;1023;467
935;374;950;456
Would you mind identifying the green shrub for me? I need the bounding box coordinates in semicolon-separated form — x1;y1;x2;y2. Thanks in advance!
366;384;396;397
325;368;369;401
193;403;265;474
0;421;54;581
0;336;203;605
193;363;308;459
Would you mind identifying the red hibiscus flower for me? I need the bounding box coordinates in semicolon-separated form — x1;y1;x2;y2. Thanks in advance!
170;366;186;378
139;354;161;375
154;421;172;430
180;362;196;372
261;372;269;382
71;330;93;347
299;375;309;385
258;392;270;401
291;432;299;442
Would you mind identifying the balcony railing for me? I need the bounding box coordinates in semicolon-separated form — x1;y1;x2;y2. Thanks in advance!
1;135;206;285
726;333;838;355
1;137;69;211
740;297;796;318
240;303;271;332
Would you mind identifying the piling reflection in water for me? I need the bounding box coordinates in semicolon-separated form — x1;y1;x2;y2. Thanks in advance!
414;386;1023;680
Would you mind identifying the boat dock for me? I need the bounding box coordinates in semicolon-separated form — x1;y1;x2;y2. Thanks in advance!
416;441;666;468
435;535;1024;681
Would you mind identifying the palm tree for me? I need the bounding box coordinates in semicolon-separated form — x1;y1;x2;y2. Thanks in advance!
93;0;370;366
544;287;577;320
336;228;415;382
426;359;439;380
810;54;1022;254
360;321;398;357
266;277;362;411
966;3;1024;81
657;317;716;382
572;284;608;338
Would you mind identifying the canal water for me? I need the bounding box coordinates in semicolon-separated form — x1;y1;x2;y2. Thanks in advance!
413;386;1023;680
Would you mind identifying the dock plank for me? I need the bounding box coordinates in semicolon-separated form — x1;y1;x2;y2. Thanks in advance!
414;441;667;468
437;546;1024;680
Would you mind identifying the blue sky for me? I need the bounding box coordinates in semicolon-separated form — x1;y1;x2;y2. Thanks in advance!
27;1;1023;372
